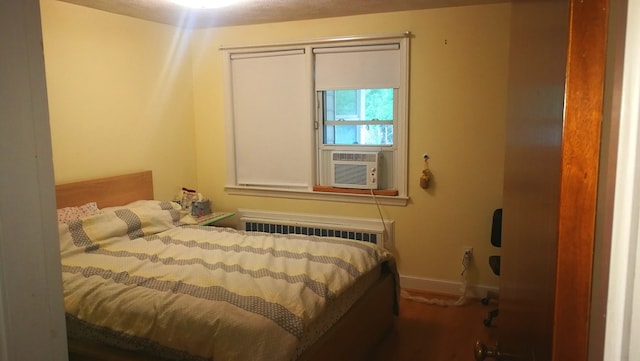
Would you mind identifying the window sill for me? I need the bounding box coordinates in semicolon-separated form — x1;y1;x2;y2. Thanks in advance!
225;185;408;206
312;185;399;196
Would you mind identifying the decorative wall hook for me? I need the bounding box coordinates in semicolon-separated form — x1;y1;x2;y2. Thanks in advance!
420;154;431;189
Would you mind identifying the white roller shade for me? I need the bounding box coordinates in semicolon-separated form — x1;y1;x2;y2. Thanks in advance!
314;44;401;90
230;49;311;187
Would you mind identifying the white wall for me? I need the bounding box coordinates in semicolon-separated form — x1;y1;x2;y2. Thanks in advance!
0;0;68;359
604;0;640;358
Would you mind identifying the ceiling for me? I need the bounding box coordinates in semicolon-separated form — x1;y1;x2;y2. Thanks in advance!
56;0;508;28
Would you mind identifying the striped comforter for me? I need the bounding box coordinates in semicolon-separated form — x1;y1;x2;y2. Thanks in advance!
59;200;395;361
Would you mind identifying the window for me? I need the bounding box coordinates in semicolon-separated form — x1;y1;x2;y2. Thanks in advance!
226;49;311;188
223;34;409;204
322;88;395;145
313;42;405;194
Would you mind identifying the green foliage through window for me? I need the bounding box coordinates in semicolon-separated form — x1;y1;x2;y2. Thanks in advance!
323;88;394;145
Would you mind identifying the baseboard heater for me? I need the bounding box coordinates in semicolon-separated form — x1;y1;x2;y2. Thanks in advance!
238;209;393;249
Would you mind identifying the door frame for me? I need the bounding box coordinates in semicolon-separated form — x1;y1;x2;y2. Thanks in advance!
553;0;609;359
603;0;640;358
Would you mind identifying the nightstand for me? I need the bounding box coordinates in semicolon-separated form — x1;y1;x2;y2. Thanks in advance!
194;211;235;226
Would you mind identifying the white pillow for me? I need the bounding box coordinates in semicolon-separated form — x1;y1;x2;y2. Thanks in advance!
57;202;101;224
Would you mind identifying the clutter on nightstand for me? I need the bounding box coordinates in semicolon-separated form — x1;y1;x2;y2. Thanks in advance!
191;199;212;217
175;187;212;217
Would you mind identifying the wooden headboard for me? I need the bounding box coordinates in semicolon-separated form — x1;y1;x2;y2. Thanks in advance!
55;171;154;209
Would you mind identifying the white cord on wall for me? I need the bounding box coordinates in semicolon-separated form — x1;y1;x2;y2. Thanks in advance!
369;188;470;307
370;189;389;241
400;250;471;307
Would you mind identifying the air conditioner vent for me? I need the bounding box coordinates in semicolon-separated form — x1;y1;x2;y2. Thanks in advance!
332;152;378;163
330;151;380;189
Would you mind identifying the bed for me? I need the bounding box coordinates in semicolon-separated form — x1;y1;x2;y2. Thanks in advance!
56;171;398;361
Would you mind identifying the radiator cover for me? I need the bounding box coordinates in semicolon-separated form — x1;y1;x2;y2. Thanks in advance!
238;209;393;249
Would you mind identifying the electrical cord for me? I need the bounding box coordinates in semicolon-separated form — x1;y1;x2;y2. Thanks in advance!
400;251;470;307
368;188;470;307
370;189;389;242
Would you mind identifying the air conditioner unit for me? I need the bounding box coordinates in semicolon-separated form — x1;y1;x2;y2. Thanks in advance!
331;151;380;190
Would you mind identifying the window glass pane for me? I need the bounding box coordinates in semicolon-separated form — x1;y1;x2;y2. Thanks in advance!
365;88;394;120
335;90;359;119
323;88;394;145
324;124;393;145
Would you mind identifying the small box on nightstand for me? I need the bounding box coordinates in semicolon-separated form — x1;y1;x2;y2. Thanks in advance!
191;200;212;218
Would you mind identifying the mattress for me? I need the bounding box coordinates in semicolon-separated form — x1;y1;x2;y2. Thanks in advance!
59;200;395;361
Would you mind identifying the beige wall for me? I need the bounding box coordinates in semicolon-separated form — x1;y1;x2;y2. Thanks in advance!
40;1;510;291
192;5;510;289
40;0;197;201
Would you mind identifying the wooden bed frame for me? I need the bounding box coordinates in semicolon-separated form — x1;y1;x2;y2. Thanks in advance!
56;171;154;209
56;171;396;361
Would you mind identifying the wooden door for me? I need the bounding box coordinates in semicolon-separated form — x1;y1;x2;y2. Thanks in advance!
491;0;609;360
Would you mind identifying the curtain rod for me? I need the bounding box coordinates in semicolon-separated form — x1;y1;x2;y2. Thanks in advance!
219;31;411;51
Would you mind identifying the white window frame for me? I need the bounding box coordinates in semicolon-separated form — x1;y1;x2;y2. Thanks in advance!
221;33;410;206
320;89;395;145
316;88;398;191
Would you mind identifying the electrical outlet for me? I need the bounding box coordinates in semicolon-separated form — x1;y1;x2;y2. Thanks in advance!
463;247;473;258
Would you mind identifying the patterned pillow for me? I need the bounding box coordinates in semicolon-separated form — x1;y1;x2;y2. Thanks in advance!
57;202;101;224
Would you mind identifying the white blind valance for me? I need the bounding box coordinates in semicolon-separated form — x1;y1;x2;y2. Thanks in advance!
229;49;311;188
230;49;305;60
314;43;401;90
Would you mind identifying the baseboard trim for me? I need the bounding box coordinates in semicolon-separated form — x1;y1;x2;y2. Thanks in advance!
399;274;498;299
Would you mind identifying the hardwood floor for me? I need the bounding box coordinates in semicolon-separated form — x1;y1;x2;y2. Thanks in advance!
370;290;499;361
